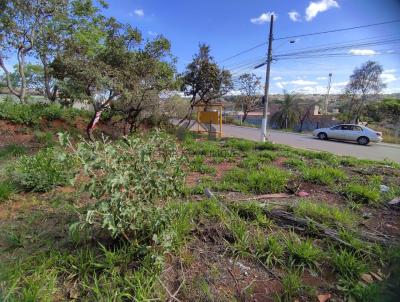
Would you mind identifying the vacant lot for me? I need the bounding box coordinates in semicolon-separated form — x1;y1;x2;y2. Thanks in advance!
0;107;400;302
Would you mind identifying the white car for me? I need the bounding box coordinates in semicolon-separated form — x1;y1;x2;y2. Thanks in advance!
313;124;383;145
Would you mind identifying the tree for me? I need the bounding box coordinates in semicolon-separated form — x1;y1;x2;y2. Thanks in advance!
0;0;66;102
179;44;232;125
271;91;298;129
296;99;322;132
0;0;107;103
9;64;44;93
343;61;386;123
236;73;262;122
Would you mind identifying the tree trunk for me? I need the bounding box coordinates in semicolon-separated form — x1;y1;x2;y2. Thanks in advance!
17;48;28;103
242;111;248;123
41;55;58;102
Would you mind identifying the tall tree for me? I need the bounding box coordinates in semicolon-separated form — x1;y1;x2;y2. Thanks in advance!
236;73;262;122
271;91;298;129
343;61;386;123
179;44;232;125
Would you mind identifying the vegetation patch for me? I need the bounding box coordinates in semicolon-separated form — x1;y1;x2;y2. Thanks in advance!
342;183;380;204
302;166;346;185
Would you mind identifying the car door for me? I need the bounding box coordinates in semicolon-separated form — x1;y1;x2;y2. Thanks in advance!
328;125;343;139
347;125;363;141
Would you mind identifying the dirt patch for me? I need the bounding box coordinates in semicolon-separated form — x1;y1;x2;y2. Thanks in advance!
273;156;287;168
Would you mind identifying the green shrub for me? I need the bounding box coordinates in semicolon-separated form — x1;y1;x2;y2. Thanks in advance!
223;166;290;193
342;183;380;204
293;200;357;228
12;147;77;192
66;131;186;238
0;180;15;202
302;166;346;185
0;144;27;159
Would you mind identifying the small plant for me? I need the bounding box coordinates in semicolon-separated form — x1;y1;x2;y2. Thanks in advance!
231;202;272;227
0;180;15;202
293;200;357;228
65;131;186;239
285;233;322;270
284;158;306;169
302;166;346;185
225;138;256;152
280;269;305;302
12;147;77;192
342;183;380;204
34;131;55;147
254;232;285;267
330;248;367;281
189;155;216;174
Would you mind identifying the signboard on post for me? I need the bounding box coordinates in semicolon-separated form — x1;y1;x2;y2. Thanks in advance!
195;103;223;138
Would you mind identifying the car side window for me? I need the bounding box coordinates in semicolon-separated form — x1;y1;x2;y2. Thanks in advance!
341;125;352;130
331;126;341;130
353;126;362;131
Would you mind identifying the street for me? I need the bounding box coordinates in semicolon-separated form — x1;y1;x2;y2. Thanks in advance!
179;121;400;163
222;124;400;162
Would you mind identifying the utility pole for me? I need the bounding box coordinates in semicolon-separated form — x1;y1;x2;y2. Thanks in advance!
261;14;274;142
324;73;332;114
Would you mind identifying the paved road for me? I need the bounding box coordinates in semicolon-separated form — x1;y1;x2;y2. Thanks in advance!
180;121;400;162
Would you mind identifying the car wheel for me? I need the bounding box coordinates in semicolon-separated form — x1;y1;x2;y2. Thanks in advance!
318;132;328;140
357;136;369;145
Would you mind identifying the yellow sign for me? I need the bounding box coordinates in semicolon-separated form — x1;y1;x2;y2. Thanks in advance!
198;111;219;124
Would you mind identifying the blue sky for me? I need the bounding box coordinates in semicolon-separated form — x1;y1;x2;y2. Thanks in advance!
103;0;400;94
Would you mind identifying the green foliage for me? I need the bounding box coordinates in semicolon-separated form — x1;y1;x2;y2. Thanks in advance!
0;181;15;202
67;131;185;238
0;144;27;159
12;147;77;192
285;233;322;270
254;232;285;267
189;155;216;174
230;202;272;227
34;131;55;147
184;139;232;158
0;100;87;125
280;269;305;302
330;248;367;281
222;166;290;193
284;158;306;169
293;200;357;228
302;166;346;185
225;138;256;152
342;183;380;204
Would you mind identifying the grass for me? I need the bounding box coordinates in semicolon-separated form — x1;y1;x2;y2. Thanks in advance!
222;166;290;193
330;248;367;281
285;233;322;270
254;232;285;267
0;144;27;159
230;202;273;228
189;155;217;174
279;269;306;302
302;166;346;185
0;180;15;202
293;200;358;228
342;183;380;204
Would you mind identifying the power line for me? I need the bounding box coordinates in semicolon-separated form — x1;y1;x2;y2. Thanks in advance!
274;20;400;41
217;20;400;63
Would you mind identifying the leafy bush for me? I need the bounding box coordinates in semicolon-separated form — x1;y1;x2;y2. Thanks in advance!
0;99;87;125
342;183;380;204
12;147;77;192
302;166;346;185
0;180;15;202
65;131;186;238
223;167;290;193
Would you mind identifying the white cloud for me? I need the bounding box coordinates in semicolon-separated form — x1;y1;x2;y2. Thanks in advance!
305;0;339;21
250;12;277;25
148;31;157;36
348;49;378;56
316;76;327;80
332;81;348;87
276;82;285;89
273;76;283;81
134;9;144;17
288;11;301;22
381;70;397;83
290;79;318;85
